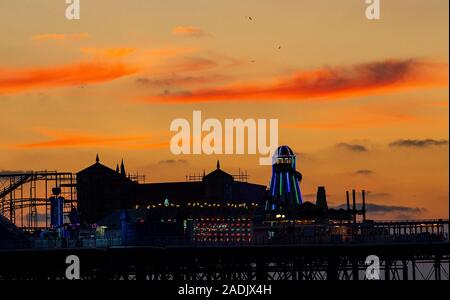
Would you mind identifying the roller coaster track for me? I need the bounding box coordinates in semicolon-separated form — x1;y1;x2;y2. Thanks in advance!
0;171;76;229
0;175;32;200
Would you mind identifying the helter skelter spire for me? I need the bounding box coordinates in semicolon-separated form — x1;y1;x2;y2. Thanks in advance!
266;146;303;211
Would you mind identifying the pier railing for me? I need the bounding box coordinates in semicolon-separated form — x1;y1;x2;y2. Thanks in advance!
1;219;448;250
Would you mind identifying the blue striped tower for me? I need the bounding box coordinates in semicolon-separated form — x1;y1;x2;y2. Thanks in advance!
267;145;303;211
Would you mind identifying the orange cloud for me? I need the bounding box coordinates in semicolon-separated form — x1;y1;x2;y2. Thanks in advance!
282;113;418;130
138;56;218;78
81;47;135;58
172;26;210;37
13;129;169;150
32;33;91;41
135;73;230;88
126;141;170;150
143;46;198;58
139;59;448;103
134;48;241;79
167;56;217;73
16;130;147;149
0;61;137;95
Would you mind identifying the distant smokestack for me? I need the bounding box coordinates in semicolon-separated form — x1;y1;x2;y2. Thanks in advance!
362;190;366;222
346;191;350;211
352;189;356;223
316;186;328;210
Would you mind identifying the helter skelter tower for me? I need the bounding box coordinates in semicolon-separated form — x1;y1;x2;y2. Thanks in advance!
266;145;303;211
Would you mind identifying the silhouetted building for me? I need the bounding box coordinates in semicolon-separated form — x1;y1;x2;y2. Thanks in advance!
76;155;135;223
135;162;265;209
76;157;266;224
75;150;367;245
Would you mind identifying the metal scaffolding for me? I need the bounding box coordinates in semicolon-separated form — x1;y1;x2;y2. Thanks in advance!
0;171;76;231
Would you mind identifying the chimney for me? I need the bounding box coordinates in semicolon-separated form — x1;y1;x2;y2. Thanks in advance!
316;186;328;210
352;189;356;223
346;191;350;211
362;190;366;222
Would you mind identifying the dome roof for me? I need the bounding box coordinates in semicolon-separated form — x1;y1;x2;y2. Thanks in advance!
274;145;295;157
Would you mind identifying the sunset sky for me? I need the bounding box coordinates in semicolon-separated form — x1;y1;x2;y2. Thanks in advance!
0;0;448;220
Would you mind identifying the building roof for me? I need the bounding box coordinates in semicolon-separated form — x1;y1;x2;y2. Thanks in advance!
76;161;117;175
203;160;234;181
76;155;128;179
203;168;234;180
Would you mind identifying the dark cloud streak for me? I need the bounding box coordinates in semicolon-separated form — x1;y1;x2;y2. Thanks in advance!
354;169;374;175
389;139;448;148
335;203;425;214
336;143;368;152
158;159;189;165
